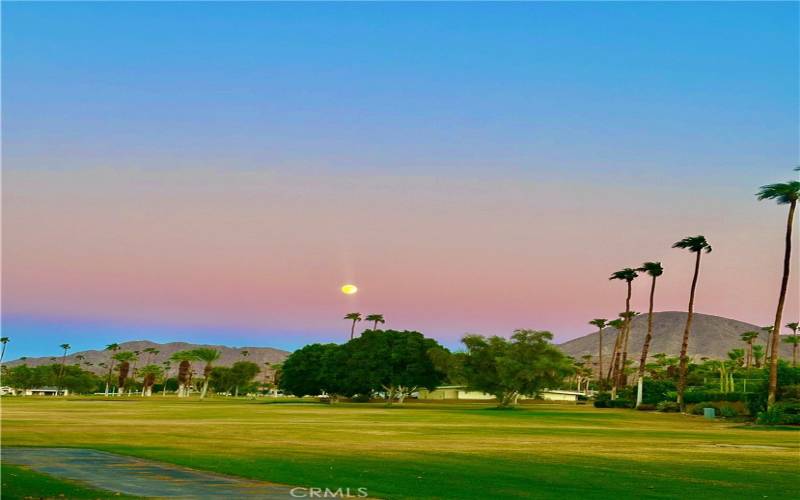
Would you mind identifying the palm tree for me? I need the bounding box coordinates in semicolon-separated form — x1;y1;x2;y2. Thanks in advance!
138;365;164;397
192;348;221;399
57;343;71;395
103;343;121;396
365;314;386;331
142;347;160;365
161;361;172;396
615;311;639;388
783;337;800;368
673;235;712;411
235;350;250;397
636;262;663;381
0;337;9;363
609;268;638;387
757;176;799;406
170;351;197;397
762;326;774;360
786;322;799;367
112;351;137;396
605;318;625;383
740;331;759;369
344;312;362;340
752;344;766;368
589;319;608;381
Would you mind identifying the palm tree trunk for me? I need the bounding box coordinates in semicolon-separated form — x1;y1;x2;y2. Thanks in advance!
350;320;356;340
606;330;621;382
597;327;604;381
617;281;633;389
768;200;796;406
677;250;702;412
637;276;657;380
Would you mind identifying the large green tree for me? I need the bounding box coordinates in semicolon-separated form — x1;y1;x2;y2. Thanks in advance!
344;329;447;404
460;330;572;407
636;262;663;380
757;176;799;406
672;235;712;412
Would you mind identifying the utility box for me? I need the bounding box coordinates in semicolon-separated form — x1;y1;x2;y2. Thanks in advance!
703;407;716;419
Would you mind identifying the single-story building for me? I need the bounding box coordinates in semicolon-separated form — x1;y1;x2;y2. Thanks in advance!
417;386;587;403
22;387;69;396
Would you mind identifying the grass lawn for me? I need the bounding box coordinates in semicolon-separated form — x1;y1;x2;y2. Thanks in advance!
1;397;798;499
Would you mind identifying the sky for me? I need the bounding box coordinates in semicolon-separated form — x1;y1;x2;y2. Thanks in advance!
3;2;798;359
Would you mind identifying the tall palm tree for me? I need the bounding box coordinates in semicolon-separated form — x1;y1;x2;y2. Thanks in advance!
112;351;136;396
609;268;638;387
673;235;712;411
0;337;9;364
605;318;625;383
752;345;766;368
636;262;663;380
740;331;759;369
589;319;608;381
344;312;362;340
103;343;121;396
170;351;197;397
57;343;71;395
138;365;164;397
192;348;221;399
365;314;385;331
757;176;799;406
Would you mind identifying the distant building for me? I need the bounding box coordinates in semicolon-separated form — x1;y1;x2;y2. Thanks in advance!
417;386;587;403
22;387;69;396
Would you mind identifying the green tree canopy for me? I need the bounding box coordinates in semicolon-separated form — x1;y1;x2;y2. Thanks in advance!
460;329;573;407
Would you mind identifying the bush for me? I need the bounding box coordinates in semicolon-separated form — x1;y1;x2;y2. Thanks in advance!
593;392;611;408
608;399;634;409
689;401;743;417
640;380;677;405
683;390;746;404
350;393;371;403
757;406;785;425
779;384;800;400
636;404;656;411
657;401;680;412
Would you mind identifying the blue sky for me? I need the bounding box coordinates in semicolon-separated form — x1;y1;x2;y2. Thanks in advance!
3;1;798;359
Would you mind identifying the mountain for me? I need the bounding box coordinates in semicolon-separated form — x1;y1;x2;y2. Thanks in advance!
3;341;290;376
558;311;795;361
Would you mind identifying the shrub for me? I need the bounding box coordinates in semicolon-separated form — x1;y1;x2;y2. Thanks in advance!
593;392;611;408
636;404;656;411
683;391;746;404
757;406;785;425
350;393;372;403
657;401;680;412
640;380;677;405
690;402;716;415
608;399;634;409
719;405;740;418
779;384;800;400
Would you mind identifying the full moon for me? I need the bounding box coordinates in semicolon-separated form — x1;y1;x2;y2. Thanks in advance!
340;284;358;295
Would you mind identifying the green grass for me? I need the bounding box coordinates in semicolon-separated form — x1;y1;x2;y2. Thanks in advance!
1;463;139;499
2;397;799;499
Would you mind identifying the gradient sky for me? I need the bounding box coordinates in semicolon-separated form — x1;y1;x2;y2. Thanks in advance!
3;2;798;359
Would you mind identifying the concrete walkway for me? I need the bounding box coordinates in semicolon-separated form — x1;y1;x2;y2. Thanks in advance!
2;447;297;498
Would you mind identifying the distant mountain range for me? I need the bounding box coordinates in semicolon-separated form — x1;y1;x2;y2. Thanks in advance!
558;311;794;361
3;341;290;376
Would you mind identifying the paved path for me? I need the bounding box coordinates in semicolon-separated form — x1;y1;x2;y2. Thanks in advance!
2;447;297;498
